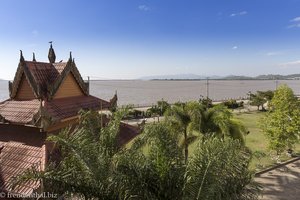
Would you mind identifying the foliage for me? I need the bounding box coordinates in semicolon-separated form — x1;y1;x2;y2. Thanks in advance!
12;105;258;200
199;97;213;109
184;138;259;200
116;124;259;200
165;102;247;163
253;150;267;169
12;110;126;199
113;123;185;200
250;90;274;111
260;85;300;154
157;99;171;114
195;104;247;144
222;99;244;109
123;109;143;119
164;101;202;163
146;100;170;117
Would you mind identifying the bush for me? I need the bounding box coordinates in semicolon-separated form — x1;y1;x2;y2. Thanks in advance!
222;99;244;109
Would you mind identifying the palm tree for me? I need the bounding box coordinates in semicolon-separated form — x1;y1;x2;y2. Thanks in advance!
113;123;185;199
115;124;259;200
165;102;246;163
197;105;247;144
164;101;203;164
11;109;127;199
184;138;259;200
12;111;259;199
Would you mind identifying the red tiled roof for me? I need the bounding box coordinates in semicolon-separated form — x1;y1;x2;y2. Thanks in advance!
0;142;44;195
25;61;68;97
0;100;40;124
0;96;110;125
118;123;140;146
45;95;110;121
52;62;67;74
26;61;65;85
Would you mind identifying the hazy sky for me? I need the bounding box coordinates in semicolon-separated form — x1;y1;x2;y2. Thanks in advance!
1;0;300;80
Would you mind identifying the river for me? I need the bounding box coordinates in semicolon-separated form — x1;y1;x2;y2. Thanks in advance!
1;80;299;106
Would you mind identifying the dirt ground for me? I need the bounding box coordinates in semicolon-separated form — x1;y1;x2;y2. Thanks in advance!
255;159;300;200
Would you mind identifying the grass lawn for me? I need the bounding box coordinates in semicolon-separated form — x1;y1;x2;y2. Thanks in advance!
235;111;300;170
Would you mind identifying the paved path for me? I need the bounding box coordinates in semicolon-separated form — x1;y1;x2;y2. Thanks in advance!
255;159;300;200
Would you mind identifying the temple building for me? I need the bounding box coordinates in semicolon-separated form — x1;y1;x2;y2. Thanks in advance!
0;44;139;195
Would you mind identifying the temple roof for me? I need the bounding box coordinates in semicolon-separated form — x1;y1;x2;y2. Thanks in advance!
9;58;89;100
0;141;44;194
117;123;141;146
0;99;40;124
0;96;110;127
1;44;117;129
45;95;110;121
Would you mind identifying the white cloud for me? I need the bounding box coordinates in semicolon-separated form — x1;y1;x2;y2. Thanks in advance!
138;5;150;11
279;60;300;68
288;24;300;28
288;16;300;28
232;46;238;50
291;17;300;22
266;51;283;56
230;11;247;17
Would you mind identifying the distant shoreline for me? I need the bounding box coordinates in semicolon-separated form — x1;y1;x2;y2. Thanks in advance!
148;79;291;81
86;78;300;81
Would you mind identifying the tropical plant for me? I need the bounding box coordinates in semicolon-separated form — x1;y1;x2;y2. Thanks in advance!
116;125;259;200
199;97;213;109
164;101;203;163
250;90;274;111
260;84;300;155
222;99;244;109
184;138;259;200
12;112;259;200
11;109;127;199
196;105;246;142
113;123;185;199
146;100;170;117
164;102;247;163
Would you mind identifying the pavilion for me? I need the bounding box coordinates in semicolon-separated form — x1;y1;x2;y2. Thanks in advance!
0;44;139;195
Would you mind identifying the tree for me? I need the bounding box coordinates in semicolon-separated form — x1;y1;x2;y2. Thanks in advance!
164;101;202;164
199;97;213;109
222;99;244;109
115;124;258;200
157;99;170;115
12;109;128;199
192;104;247;145
113;123;185;200
250;90;274;111
260;85;300;155
184;138;259;200
13;113;259;199
146;100;170;118
165;102;247;163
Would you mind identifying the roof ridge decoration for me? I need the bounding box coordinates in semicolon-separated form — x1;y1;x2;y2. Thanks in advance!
9;64;24;98
9;50;26;96
20;50;25;62
10;46;88;100
48;42;56;63
9;59;40;99
32;52;36;62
